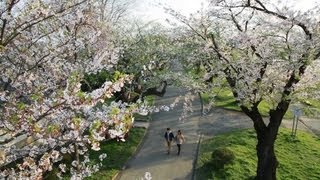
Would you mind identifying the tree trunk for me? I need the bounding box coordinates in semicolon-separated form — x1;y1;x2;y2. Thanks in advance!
255;130;278;180
254;110;284;180
141;81;167;98
241;105;284;180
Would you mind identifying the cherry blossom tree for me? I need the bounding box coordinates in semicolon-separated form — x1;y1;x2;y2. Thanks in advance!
113;24;180;102
0;0;139;179
96;0;135;24
167;0;320;179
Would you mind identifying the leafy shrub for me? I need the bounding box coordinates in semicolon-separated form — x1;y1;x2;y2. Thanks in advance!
211;147;235;169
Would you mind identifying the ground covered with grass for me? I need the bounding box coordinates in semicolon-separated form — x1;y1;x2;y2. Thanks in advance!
45;127;146;180
196;128;320;180
86;127;146;180
201;88;320;119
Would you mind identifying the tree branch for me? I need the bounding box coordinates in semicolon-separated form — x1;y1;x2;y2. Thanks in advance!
208;33;239;73
270;50;310;121
0;0;20;44
229;8;243;32
226;0;312;39
248;5;312;39
245;10;255;31
35;101;66;122
0;19;7;44
241;104;267;131
3;0;88;46
254;0;267;10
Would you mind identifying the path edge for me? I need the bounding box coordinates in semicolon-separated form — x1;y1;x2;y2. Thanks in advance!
113;120;151;180
192;133;203;180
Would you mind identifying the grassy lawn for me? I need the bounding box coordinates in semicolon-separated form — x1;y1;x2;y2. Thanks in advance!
201;88;320;119
133;113;152;122
132;95;154;122
46;127;146;180
196;128;320;180
144;95;155;106
86;127;146;180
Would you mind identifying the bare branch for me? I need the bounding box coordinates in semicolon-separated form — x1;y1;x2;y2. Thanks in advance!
254;0;267;10
0;0;20;44
224;0;312;39
244;10;255;31
3;0;88;46
229;8;243;32
208;33;238;74
249;5;312;39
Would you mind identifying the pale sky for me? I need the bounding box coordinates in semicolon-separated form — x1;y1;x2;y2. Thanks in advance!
131;0;207;24
131;0;319;25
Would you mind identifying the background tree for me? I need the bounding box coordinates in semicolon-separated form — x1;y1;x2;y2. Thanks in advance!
96;0;135;24
114;23;178;102
167;0;320;179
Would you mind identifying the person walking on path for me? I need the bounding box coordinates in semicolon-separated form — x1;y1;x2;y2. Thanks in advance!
164;128;175;154
175;130;185;155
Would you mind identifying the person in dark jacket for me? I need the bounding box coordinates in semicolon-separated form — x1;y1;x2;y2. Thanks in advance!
164;127;175;154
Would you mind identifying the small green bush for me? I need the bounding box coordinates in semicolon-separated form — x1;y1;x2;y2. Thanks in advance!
211;147;235;169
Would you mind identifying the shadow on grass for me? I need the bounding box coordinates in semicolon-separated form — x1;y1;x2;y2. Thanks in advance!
215;100;240;110
196;161;255;180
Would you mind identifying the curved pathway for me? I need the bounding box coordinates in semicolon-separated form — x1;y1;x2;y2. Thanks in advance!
118;86;201;180
117;86;319;180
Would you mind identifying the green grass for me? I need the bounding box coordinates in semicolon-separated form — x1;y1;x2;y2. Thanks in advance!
299;99;320;117
201;88;320;119
212;89;241;111
144;95;155;106
133;113;151;122
45;127;146;180
86;127;146;180
196;128;320;180
132;95;154;122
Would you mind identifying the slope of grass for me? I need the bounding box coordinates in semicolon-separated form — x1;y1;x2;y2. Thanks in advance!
299;99;320;117
144;95;155;106
133;113;152;122
201;88;320;119
46;128;146;180
196;128;320;180
213;89;240;111
86;127;146;180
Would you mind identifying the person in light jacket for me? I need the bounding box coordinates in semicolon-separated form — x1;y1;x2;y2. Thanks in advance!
175;130;185;155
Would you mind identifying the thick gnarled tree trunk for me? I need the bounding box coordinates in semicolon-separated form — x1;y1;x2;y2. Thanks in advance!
255;128;279;180
242;101;289;180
